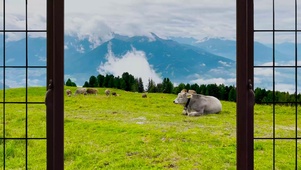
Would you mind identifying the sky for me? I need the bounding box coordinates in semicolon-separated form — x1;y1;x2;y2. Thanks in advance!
3;0;300;42
0;0;301;92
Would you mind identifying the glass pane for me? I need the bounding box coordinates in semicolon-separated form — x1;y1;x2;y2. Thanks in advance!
28;32;46;66
254;67;273;93
0;69;3;102
0;139;3;167
5;140;26;169
5;68;26;102
254;32;273;66
254;104;273;138
297;33;301;66
297;68;301;137
275;32;295;66
275;0;295;30
28;104;46;138
275;68;295;93
28;0;46;30
0;33;3;66
0;0;3;30
28;68;46;103
28;140;46;169
254;140;273;169
254;0;273;30
275;105;296;138
275;140;296;169
5;32;26;66
0;104;2;138
5;0;26;30
5;104;25;138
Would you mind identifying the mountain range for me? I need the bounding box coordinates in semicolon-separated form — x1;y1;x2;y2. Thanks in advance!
0;33;299;88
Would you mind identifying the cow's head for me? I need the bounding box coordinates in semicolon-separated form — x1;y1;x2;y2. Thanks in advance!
173;92;192;105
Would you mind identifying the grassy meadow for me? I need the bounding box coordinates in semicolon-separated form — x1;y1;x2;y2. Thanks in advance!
0;86;300;169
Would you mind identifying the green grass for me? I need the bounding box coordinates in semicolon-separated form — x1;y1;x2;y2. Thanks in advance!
0;87;300;169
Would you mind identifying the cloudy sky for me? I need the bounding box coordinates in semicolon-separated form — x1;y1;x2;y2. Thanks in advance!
1;0;300;39
3;0;300;42
1;0;301;91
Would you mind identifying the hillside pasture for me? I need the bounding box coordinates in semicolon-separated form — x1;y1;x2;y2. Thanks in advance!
0;87;299;169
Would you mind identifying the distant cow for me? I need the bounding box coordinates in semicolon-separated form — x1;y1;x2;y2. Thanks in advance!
105;89;110;96
112;92;117;96
66;89;72;96
86;88;98;95
173;91;222;116
142;93;147;98
75;88;87;95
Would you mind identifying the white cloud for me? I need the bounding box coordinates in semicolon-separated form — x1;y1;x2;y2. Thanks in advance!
218;61;231;67
190;77;236;86
64;0;236;42
1;0;296;44
65;17;113;48
97;44;162;86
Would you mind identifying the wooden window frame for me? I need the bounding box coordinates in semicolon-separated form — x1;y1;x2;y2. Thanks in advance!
46;0;64;169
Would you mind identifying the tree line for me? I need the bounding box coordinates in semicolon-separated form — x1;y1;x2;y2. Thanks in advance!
65;72;301;105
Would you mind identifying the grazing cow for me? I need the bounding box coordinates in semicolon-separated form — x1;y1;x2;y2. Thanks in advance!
142;93;147;98
66;89;72;97
112;92;117;96
173;91;222;116
75;88;87;95
105;89;110;96
86;88;98;95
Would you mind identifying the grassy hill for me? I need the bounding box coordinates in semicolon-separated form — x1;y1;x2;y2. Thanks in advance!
0;87;300;169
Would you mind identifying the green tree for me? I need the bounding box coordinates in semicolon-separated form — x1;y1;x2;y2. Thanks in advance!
185;83;191;91
173;83;186;94
121;72;135;91
206;84;219;97
157;83;163;93
218;84;227;100
103;74;110;87
190;83;200;94
147;79;158;93
228;86;236;102
114;76;121;89
138;78;144;93
162;78;173;93
66;78;77;87
199;84;207;94
107;75;115;88
131;78;139;92
83;81;89;87
89;75;98;87
97;74;105;87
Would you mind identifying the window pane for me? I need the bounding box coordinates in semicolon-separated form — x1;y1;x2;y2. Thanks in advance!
5;104;25;138
28;0;46;30
254;0;273;30
5;0;25;30
5;32;26;66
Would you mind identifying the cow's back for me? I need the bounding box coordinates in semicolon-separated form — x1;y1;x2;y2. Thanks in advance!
203;96;222;113
190;94;222;114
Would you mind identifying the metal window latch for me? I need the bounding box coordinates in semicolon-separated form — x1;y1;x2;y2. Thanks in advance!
248;79;255;106
45;79;53;105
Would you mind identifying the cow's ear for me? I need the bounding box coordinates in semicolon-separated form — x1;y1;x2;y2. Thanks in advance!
186;93;192;98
